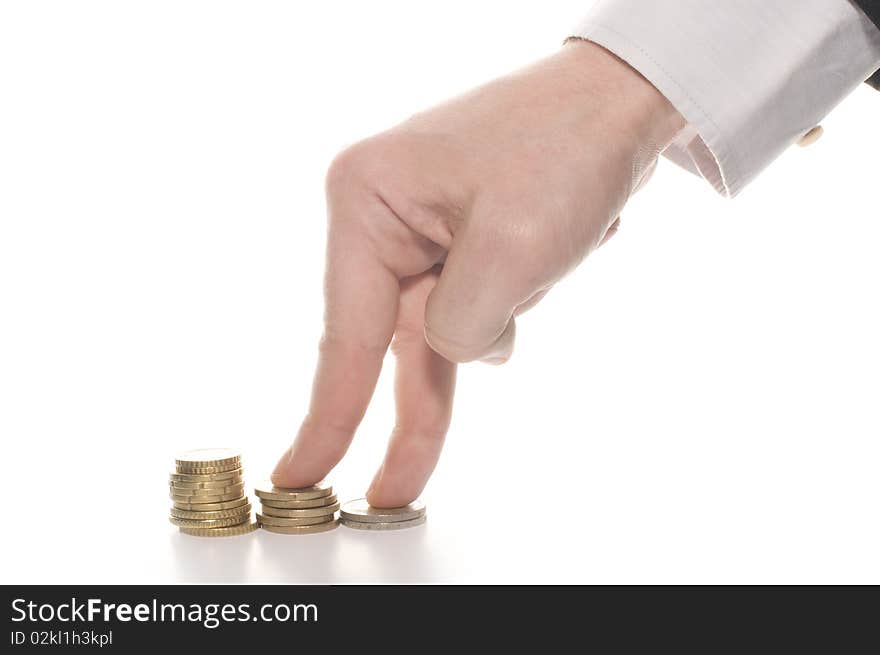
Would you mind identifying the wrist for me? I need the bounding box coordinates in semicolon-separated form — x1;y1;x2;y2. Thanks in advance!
560;38;685;153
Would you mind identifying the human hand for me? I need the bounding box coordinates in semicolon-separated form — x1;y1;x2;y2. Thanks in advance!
272;40;684;506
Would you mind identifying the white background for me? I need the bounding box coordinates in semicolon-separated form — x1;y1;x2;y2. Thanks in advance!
1;1;877;584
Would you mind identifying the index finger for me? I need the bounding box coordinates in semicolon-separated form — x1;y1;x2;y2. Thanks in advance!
271;182;401;488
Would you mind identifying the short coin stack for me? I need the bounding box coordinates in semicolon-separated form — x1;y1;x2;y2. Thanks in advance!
339;498;426;530
169;449;257;537
254;480;339;534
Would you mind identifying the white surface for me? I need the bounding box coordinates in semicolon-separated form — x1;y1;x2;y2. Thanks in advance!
1;1;878;584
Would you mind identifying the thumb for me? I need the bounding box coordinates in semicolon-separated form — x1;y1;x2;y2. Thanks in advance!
423;221;530;364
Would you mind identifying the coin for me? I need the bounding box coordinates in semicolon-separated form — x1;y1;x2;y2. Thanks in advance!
170;514;250;529
170;504;251;520
175;448;241;469
168;476;243;490
172;497;248;511
175;459;242;475
340;515;427;531
258;502;340;518
170;489;244;503
260;520;339;535
175;463;242;475
169;482;245;497
256;513;334;527
339;498;426;523
179;520;258;537
254;480;333;501
169;480;244;492
258;494;338;509
169;468;243;483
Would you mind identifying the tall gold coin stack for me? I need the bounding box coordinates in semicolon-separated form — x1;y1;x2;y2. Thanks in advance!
254;480;340;535
169;448;257;537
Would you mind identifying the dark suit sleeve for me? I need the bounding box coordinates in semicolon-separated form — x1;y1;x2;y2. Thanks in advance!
854;0;880;88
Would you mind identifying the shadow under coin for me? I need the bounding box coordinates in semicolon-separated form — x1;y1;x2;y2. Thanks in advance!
256;522;447;583
170;522;450;583
169;529;257;583
251;525;346;583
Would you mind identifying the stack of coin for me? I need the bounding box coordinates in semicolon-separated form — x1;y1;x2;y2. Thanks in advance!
339;498;426;531
254;480;339;535
169;448;257;537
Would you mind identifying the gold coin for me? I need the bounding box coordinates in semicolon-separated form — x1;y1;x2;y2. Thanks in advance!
172;497;248;511
260;520;339;535
169;482;245;497
169;514;250;529
170;504;252;520
258;502;340;519
175;448;241;469
256;513;334;527
169;490;245;503
257;494;338;509
169;468;243;483
254;480;333;501
179;520;258;537
175;461;241;475
169;475;243;490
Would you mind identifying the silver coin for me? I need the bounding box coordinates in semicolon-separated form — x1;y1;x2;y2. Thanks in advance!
340;515;426;531
258;502;340;518
258;493;338;509
339;498;426;523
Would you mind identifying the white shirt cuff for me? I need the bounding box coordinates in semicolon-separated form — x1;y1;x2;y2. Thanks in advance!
571;0;880;197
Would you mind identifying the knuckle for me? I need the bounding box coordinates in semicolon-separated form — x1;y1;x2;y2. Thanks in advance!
300;412;357;449
324;136;390;199
392;422;449;444
317;330;388;362
389;323;424;357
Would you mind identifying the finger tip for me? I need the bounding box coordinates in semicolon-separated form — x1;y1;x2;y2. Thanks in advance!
365;485;418;509
271;467;323;489
269;470;296;488
364;489;380;507
364;482;385;507
270;457;314;489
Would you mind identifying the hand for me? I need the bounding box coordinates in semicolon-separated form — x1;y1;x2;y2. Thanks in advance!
272;40;684;506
